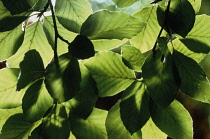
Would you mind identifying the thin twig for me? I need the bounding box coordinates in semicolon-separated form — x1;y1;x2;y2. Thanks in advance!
49;0;58;59
152;0;171;53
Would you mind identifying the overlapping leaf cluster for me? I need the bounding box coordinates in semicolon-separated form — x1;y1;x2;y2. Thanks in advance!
0;0;209;139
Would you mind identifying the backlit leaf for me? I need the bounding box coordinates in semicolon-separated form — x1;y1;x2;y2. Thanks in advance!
22;79;53;123
7;21;53;68
188;0;201;13
142;50;180;108
122;45;145;72
150;100;193;139
173;50;210;103
141;118;167;139
81;10;146;40
0;24;24;61
130;6;161;53
55;0;92;33
40;104;70;139
70;108;108;139
0;68;25;109
106;101;142;139
63;63;98;119
85;51;135;97
45;53;81;103
17;50;45;91
120;81;150;134
112;0;139;8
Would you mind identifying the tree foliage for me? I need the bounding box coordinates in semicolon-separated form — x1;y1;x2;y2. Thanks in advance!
0;0;209;139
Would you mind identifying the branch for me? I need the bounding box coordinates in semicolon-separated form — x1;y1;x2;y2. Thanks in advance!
152;0;171;54
49;0;58;59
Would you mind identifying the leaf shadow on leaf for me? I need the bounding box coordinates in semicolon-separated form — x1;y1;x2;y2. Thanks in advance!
180;39;210;53
57;17;81;33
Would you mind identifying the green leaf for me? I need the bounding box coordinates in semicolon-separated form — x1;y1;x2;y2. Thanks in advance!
0;113;42;139
43;16;77;56
81;10;146;40
7;21;53;68
55;0;92;33
92;39;128;51
69;35;95;59
172;39;208;63
184;15;210;50
141;118;167;139
45;53;81;103
0;16;28;32
130;6;161;53
173;50;210;103
70;108;108;139
106;101;142;139
112;0;139;8
122;45;144;72
120;81;150;134
188;0;201;13
85;51;135;97
63;63;98;119
17;50;45;91
0;24;24;61
22;79;53;123
40;104;70;139
142;50;180;108
150;100;193;139
167;0;195;37
1;0;37;15
0;68;25;109
0;107;22;132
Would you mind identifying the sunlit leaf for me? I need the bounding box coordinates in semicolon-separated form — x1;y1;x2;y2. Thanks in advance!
150;100;193;139
0;24;24;61
63;63;98;119
45;53;81;103
17;50;45;91
55;0;92;33
40;104;70;139
7;21;53;68
142;50;180;108
171;39;208;63
141;118;167;139
0;107;22;132
183;15;210;51
188;0;201;13
70;108;108;139
112;0;139;8
43;16;77;56
0;68;25;109
173;50;210;103
22;79;53;123
130;6;161;53
92;39;128;51
120;81;150;134
81;10;146;40
0;113;42;139
122;45;145;72
106;101;142;139
85;51;135;97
